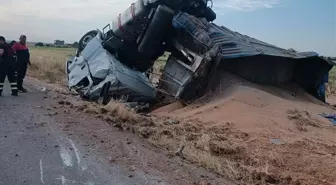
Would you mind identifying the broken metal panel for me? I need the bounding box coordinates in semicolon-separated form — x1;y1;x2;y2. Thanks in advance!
172;40;205;72
159;56;194;98
158;12;218;100
109;57;157;102
67;55;90;88
172;12;214;55
82;33;114;80
158;45;212;99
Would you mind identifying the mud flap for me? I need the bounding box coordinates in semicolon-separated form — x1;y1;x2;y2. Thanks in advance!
101;82;112;105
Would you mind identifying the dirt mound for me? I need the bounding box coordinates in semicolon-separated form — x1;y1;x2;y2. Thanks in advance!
152;71;336;185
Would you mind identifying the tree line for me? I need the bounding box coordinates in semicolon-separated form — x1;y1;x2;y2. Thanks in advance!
34;42;79;48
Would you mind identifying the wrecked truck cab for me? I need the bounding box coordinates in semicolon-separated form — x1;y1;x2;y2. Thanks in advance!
66;30;156;105
85;0;215;72
66;0;219;104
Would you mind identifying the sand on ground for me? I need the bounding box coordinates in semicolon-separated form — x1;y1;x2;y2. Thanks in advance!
153;71;336;185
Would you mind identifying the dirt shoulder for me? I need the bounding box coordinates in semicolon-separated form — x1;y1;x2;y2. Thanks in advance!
25;77;234;185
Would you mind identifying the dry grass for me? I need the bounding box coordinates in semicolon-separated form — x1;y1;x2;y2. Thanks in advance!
139;119;261;184
101;100;139;121
74;100;139;122
29;47;75;84
287;108;321;130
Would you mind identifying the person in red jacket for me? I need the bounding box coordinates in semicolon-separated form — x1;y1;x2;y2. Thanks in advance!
0;36;18;96
13;35;30;92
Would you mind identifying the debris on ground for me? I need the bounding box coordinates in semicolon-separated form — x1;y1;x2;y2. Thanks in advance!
174;143;186;157
164;119;180;125
270;139;285;145
319;113;336;125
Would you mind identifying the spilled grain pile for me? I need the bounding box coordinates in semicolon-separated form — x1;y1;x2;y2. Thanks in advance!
151;71;336;185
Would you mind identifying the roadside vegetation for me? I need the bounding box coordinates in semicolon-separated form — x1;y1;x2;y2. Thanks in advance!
29;47;75;84
28;47;170;85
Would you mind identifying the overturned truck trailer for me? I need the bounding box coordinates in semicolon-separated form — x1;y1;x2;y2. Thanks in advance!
66;0;334;104
159;13;335;101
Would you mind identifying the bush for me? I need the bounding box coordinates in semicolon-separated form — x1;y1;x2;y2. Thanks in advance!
35;42;44;47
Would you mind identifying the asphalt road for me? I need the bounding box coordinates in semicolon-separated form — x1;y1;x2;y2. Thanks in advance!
0;82;163;185
2;77;11;96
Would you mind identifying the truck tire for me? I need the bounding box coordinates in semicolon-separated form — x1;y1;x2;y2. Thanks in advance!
102;82;112;105
78;30;98;55
138;5;174;57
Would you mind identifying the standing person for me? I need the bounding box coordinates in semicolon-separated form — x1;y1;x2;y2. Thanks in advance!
0;36;18;96
317;72;330;103
13;35;30;92
10;40;16;47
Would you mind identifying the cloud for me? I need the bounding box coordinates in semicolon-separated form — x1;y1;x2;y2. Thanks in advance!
0;0;281;42
0;0;281;22
0;0;135;42
214;0;280;12
0;0;134;21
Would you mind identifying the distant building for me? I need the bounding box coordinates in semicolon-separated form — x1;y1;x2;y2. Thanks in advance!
54;40;65;46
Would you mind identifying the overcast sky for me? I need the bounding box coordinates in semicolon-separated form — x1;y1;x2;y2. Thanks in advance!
0;0;335;56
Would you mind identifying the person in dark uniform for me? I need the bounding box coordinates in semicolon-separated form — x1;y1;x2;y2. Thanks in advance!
10;40;16;47
13;35;30;92
0;36;18;96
